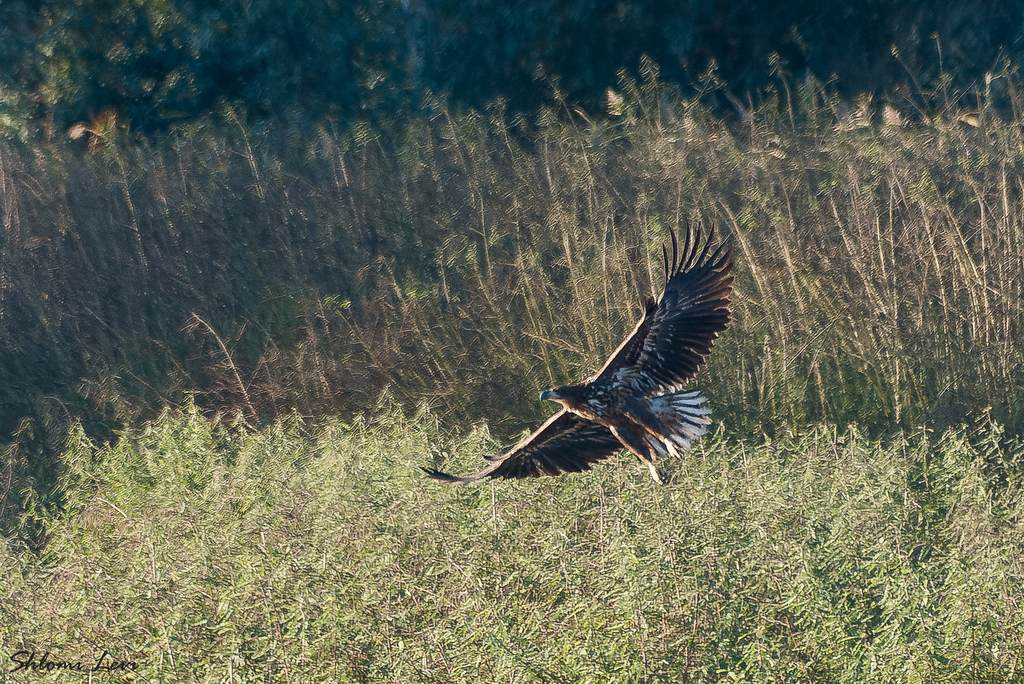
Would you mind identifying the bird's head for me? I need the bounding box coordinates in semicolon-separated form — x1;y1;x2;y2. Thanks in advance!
539;387;559;402
539;384;589;412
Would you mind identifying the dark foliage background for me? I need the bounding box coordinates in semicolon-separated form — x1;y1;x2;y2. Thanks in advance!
2;0;1022;132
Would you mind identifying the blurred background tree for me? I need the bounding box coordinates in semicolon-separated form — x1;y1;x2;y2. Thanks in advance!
26;0;407;131
3;0;1020;133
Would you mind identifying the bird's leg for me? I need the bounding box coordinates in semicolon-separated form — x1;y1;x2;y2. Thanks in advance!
648;461;671;484
610;425;667;484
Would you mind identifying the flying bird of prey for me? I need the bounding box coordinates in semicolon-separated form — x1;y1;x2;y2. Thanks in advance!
423;223;733;484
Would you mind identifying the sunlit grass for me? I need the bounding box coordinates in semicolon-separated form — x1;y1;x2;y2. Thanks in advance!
2;405;1021;682
4;74;1024;452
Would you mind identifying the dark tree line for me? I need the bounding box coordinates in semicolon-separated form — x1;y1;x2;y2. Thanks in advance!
1;0;1022;133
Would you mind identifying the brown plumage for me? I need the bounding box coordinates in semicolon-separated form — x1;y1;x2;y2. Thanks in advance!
422;223;733;484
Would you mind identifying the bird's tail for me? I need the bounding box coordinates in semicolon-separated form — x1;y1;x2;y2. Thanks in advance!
648;390;711;457
610;390;711;483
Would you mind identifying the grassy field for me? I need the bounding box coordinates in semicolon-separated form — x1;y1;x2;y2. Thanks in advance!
2;404;1022;682
5;75;1024;681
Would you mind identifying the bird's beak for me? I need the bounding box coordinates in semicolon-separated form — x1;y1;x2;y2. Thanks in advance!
539;388;558;402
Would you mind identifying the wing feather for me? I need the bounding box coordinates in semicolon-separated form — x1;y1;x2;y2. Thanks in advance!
421;410;623;483
595;223;733;395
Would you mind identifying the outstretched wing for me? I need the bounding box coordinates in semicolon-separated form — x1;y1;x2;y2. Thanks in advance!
594;223;733;395
421;410;623;483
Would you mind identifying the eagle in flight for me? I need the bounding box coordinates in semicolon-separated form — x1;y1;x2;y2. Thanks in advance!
423;223;733;484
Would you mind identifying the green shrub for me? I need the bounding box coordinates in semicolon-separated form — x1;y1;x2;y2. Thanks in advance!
2;407;1021;681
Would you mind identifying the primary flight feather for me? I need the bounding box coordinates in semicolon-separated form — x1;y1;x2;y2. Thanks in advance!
422;222;733;484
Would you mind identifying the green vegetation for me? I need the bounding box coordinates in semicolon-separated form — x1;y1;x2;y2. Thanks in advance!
2;404;1021;681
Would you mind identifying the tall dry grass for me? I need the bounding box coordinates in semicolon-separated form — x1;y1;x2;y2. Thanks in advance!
3;72;1024;511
